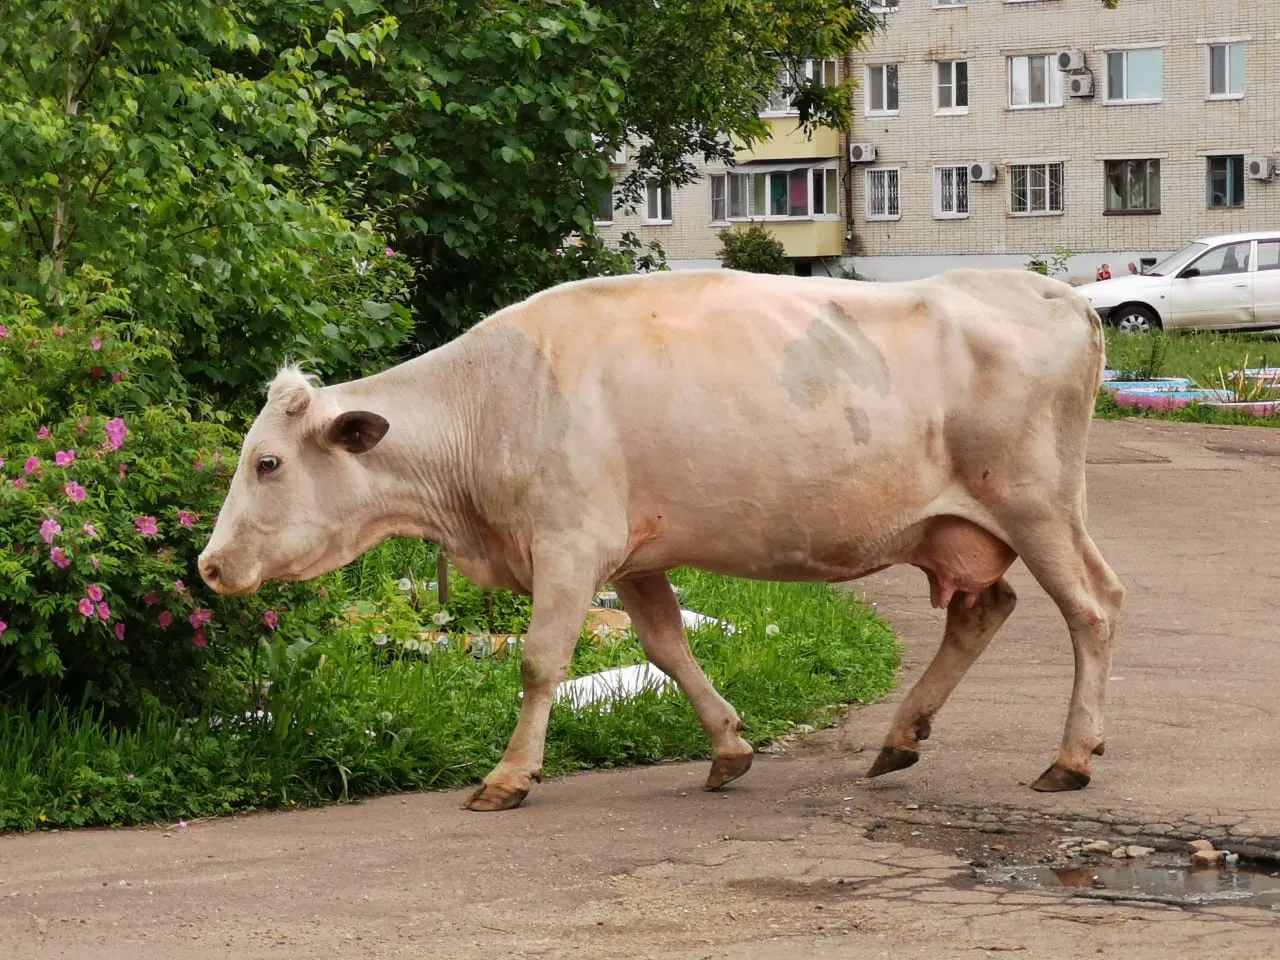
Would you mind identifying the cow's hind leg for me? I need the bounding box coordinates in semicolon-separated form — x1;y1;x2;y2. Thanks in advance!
464;555;598;812
865;578;1018;780
1008;521;1124;792
614;574;755;790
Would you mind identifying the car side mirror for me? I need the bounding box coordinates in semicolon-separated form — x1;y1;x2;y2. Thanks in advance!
1178;267;1200;279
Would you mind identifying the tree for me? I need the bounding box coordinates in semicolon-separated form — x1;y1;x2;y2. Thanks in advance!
717;224;789;275
0;0;415;404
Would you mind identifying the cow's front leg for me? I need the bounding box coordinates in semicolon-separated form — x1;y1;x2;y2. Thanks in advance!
463;562;597;812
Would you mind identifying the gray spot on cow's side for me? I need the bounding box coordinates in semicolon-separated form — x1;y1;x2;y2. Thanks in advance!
782;301;891;408
845;406;871;445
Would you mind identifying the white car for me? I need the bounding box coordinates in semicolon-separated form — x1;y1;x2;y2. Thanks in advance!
1076;230;1280;334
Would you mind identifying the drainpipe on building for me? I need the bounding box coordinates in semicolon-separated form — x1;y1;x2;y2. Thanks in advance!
840;50;857;272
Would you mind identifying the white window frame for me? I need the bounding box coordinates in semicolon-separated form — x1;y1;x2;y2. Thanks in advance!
1007;161;1064;216
1007;54;1062;109
933;165;970;219
710;165;841;223
865;166;901;221
933;0;967;7
866;63;900;116
645;181;673;224
1206;154;1245;209
869;0;899;11
761;58;841;118
1103;158;1161;215
1206;41;1246;100
1104;47;1164;105
935;60;969;115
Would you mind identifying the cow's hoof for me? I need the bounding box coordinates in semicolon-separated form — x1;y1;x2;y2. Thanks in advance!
462;781;529;811
1029;764;1091;792
704;750;754;791
1092;741;1106;757
863;746;919;779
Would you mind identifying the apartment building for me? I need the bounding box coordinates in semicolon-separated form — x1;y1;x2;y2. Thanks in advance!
597;0;1280;282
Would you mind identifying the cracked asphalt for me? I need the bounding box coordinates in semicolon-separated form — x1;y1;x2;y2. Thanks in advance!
2;418;1279;959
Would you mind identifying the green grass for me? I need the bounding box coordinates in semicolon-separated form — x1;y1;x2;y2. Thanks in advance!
1098;328;1280;427
0;561;899;832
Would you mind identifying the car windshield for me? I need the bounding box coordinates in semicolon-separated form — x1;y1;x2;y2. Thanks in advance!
1146;241;1209;277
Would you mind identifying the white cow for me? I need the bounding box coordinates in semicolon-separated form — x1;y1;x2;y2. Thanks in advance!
198;267;1124;811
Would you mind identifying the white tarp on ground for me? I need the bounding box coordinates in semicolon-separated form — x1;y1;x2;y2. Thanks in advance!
553;662;674;712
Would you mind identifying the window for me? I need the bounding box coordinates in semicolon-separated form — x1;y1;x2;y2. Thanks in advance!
590;184;614;224
865;167;901;220
1009;162;1063;214
936;60;969;112
1207;156;1244;208
934;0;967;6
1106;48;1163;103
870;0;899;10
1208;42;1246;98
1008;54;1062;107
1256;240;1280;272
867;64;900;115
1104;159;1160;214
711;168;838;221
934;166;969;218
763;58;840;115
645;181;672;223
1185;241;1251;277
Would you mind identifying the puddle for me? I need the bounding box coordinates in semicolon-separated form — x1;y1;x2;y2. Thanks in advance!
980;860;1280;910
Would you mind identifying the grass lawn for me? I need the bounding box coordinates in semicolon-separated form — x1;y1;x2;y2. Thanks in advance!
1098;328;1280;426
0;557;899;833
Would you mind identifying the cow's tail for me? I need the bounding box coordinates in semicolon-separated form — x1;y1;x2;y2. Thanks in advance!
1081;301;1108;528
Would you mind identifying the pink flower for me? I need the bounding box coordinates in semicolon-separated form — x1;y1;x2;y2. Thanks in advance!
189;608;212;629
87;584;103;603
134;516;158;537
114;623;125;641
124;773;134;781
91;337;102;351
143;591;159;607
13;479;25;489
77;416;90;436
83;522;98;538
191;630;208;649
104;418;128;450
64;481;87;503
178;510;197;528
90;366;104;380
118;464;128;481
111;371;124;383
37;426;50;440
0;620;6;637
0;324;7;338
55;450;76;467
78;598;94;617
90;556;100;568
97;602;111;620
50;547;71;569
158;610;173;628
52;326;66;338
39;518;61;544
173;580;187;595
24;456;39;475
0;457;4;469
263;610;279;631
384;247;395;257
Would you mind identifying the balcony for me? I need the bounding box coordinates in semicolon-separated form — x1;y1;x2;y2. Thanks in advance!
734;117;843;163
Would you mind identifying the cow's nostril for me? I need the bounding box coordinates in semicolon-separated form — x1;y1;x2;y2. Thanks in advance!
201;561;221;585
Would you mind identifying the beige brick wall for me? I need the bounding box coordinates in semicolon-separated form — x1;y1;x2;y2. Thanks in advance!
850;0;1280;258
593;171;726;263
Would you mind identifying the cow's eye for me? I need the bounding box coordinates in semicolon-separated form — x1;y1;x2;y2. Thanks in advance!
258;455;280;475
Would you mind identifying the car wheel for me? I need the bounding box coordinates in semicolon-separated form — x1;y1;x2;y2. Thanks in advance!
1111;304;1160;335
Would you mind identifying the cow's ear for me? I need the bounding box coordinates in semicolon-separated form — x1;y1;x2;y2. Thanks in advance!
324;410;390;454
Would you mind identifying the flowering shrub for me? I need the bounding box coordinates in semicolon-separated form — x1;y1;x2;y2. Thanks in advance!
0;281;346;712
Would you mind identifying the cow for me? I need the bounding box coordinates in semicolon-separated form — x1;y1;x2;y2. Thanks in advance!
198;266;1125;812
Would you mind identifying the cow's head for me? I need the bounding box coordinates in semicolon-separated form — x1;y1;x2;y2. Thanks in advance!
197;366;391;596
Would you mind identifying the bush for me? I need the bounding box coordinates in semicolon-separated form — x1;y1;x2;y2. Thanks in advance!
0;277;347;713
717;223;791;274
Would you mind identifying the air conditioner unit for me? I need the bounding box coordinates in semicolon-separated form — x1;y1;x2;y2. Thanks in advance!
1246;155;1274;180
969;162;998;183
1057;49;1085;72
849;142;877;163
1067;74;1095;98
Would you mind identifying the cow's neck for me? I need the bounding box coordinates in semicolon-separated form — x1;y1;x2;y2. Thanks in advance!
328;338;491;567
